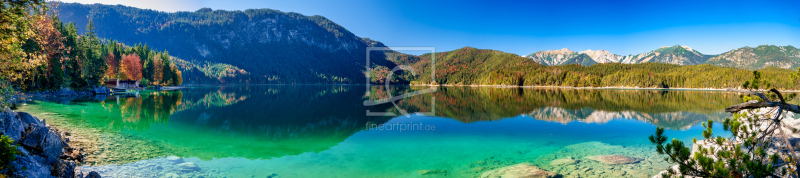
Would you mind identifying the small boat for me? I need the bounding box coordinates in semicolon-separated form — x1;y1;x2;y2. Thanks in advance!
110;87;128;93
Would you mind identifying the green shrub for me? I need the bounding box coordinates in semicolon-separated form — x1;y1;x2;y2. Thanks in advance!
140;78;150;87
0;135;20;173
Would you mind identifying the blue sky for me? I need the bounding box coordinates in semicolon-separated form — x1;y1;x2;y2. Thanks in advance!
63;0;800;56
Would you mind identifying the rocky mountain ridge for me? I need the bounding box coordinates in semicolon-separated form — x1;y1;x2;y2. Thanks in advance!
529;45;712;66
578;49;624;63
529;45;800;70
705;45;800;70
528;48;597;66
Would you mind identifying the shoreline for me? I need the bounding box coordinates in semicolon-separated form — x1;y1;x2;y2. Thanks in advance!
1;109;100;177
10;90;176;167
409;84;800;92
178;83;800;92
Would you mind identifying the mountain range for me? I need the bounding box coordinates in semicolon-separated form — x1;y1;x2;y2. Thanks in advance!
525;45;799;68
56;3;800;85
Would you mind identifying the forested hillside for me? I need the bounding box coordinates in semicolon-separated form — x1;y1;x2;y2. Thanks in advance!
403;47;800;90
170;58;250;84
57;3;398;84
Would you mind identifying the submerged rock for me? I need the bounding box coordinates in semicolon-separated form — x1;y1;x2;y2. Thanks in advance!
85;171;102;178
481;163;557;178
164;172;180;178
417;169;449;176
585;154;640;165
550;158;578;166
651;165;701;178
266;173;279;178
178;162;200;172
166;156;184;164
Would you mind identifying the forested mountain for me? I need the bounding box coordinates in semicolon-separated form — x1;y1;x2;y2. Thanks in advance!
170;58;249;84
405;47;543;85
705;45;800;70
57;3;398;84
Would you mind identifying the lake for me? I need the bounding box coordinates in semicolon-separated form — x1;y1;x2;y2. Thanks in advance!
17;85;749;178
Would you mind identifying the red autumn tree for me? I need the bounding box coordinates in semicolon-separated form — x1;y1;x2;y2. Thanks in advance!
105;52;118;78
121;53;142;81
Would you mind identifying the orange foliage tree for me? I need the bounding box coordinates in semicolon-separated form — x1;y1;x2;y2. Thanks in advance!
121;53;142;81
33;15;65;73
105;53;118;78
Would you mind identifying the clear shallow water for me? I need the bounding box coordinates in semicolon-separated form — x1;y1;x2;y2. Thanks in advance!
16;86;749;177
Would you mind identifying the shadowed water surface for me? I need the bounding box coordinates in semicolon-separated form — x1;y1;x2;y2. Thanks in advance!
17;85;763;177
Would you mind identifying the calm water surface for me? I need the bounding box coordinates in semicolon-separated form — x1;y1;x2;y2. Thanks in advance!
18;86;750;177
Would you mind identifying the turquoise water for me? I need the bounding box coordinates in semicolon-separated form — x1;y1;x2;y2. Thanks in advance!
17;86;743;177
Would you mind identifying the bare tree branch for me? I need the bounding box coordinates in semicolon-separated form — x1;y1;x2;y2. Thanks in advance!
725;88;800;114
770;89;786;103
727;88;770;100
725;100;775;113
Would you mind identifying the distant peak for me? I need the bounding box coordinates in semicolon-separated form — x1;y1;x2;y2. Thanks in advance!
533;48;575;54
197;7;212;12
541;48;573;53
656;45;694;52
579;49;611;53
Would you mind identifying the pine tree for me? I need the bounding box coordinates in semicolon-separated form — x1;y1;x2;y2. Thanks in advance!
50;57;64;89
